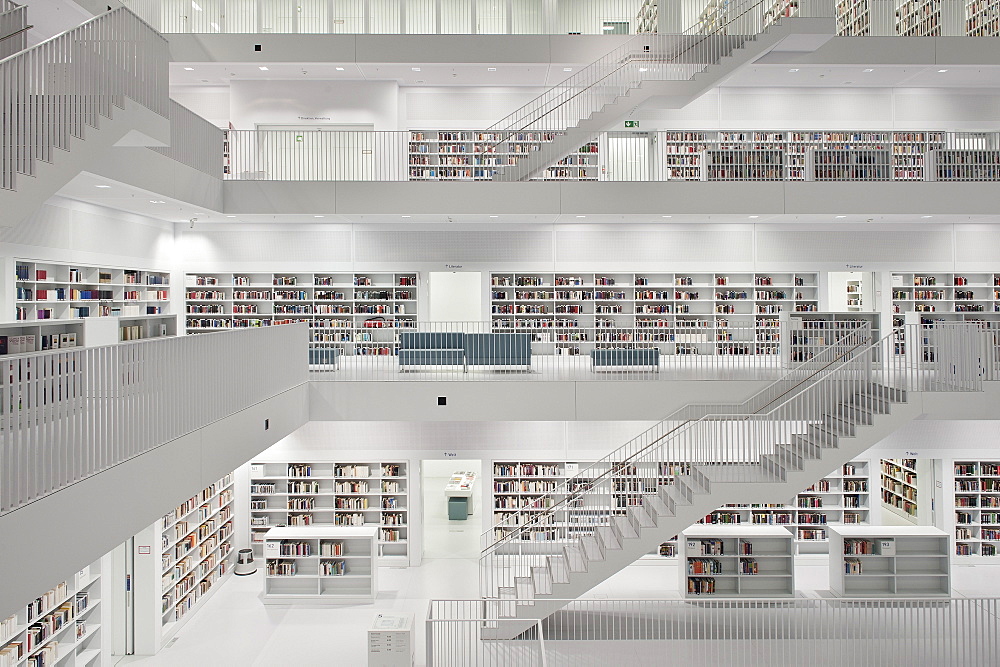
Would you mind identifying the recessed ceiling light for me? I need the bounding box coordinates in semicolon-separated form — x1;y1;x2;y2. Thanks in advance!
488;67;497;72
314;215;324;218
835;215;847;218
335;67;345;71
788;69;799;72
575;215;586;218
863;68;874;72
401;215;411;218
258;66;269;71
183;67;194;71
938;69;948;73
149;200;165;204
662;215;672;218
226;215;236;218
95;185;111;188
489;215;498;218
411;67;421;72
749;215;760;219
921;215;933;218
563;68;572;72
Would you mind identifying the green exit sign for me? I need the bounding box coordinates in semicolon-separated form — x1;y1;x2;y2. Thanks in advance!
624;120;639;128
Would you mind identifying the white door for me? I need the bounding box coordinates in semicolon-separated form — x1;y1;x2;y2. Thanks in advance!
607;133;650;181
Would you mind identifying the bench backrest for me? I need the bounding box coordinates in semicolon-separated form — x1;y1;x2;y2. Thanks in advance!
464;333;531;362
399;332;465;350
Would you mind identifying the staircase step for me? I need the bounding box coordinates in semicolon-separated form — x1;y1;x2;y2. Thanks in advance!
514;576;535;603
564;545;588;573
612;514;640;539
531;567;553;596
596;525;623;550
547;555;571;584
693;464;783;484
644;494;674;519
823;414;857;436
580;535;604;562
867;383;907;403
835;404;874;424
763;449;803;473
848;393;892;414
776;441;820;461
801;426;839;448
628;503;656;528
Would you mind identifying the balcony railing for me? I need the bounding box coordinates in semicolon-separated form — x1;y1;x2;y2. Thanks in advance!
150;99;226;177
427;597;1000;666
0;325;308;516
120;0;1000;36
222;129;1000;182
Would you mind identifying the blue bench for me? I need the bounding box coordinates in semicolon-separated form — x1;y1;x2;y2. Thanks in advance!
398;332;465;370
464;333;531;372
308;347;341;369
590;348;659;372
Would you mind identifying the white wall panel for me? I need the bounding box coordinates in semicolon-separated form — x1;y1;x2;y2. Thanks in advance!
179;229;353;264
555;229;754;264
404;88;546;127
169;85;230;127
755;229;953;268
955;226;1000;267
353;229;552;262
229;80;401;130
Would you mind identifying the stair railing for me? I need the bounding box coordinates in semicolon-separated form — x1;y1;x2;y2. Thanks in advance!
0;7;169;191
480;323;984;598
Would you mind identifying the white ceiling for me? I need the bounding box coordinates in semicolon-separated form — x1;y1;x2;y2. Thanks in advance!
56;172;1000;227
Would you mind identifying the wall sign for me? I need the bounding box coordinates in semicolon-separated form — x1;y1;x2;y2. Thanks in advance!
624;120;639;128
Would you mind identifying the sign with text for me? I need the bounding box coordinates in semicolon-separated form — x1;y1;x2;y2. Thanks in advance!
624;120;639;128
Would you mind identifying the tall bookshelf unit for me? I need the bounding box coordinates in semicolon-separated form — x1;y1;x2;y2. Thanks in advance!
262;526;378;604
680;526;795;598
928;150;1000;180
829;526;950;597
0;559;104;667
14;259;174;343
635;0;658;32
965;0;1000;35
134;474;234;653
649;460;872;557
895;0;941;36
185;272;418;358
881;458;919;523
891;272;1000;322
248;461;410;565
489;271;818;358
952;460;1000;557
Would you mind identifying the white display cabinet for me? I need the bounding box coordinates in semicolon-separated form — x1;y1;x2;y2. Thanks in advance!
680;526;795;598
262;526;378;604
828;526;951;598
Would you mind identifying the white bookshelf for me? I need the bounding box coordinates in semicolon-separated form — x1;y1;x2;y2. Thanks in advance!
635;0;658;32
0;559;105;667
262;526;377;604
407;131;600;181
764;0;799;26
880;458;919;523
927;149;1000;180
650;460;872;558
134;474;234;653
782;312;881;365
836;0;871;35
0;320;81;356
965;0;1000;35
895;0;941;36
680;526;795;598
891;272;1000;323
13;259;174;343
829;526;950;597
185;272;418;359
952;460;1000;557
248;461;409;565
490;272;818;358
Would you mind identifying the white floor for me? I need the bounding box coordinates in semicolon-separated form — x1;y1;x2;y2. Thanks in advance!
115;555;1000;667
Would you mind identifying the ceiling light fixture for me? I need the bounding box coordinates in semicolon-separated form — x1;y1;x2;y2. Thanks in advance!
183;67;194;71
258;66;269;71
749;215;760;219
411;67;421;72
938;69;948;73
575;215;586;218
95;185;111;188
489;215;498;218
335;67;345;71
314;215;325;218
488;67;497;72
863;68;874;72
662;215;672;218
226;215;236;218
563;68;573;72
788;68;799;72
921;215;933;218
836;215;847;218
149;200;165;204
402;215;411;218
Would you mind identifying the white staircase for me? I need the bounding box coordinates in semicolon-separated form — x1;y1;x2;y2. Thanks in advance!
0;8;170;227
480;324;985;638
489;1;836;182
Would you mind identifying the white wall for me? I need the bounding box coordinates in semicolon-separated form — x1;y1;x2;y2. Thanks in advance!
229;80;402;130
637;87;1000;131
0;197;179;322
170;85;232;128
